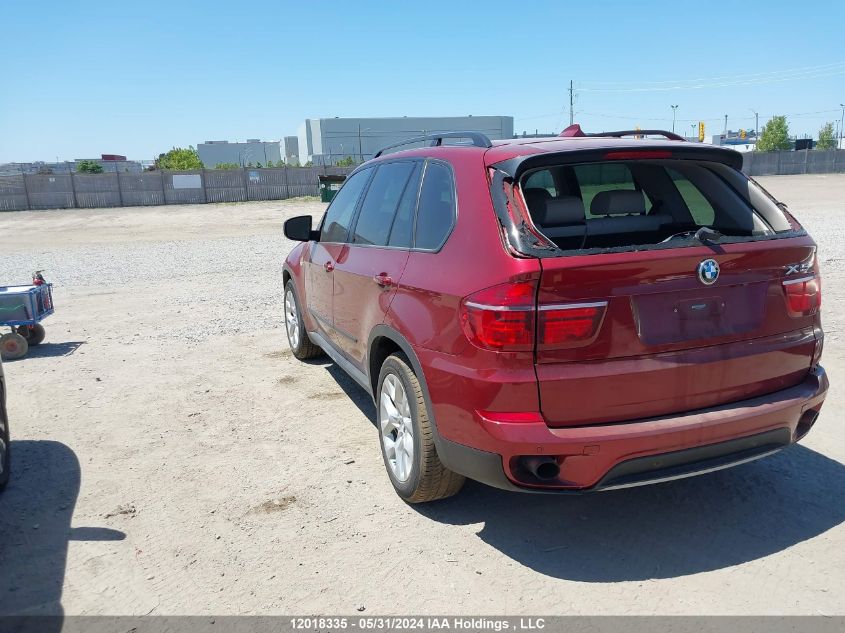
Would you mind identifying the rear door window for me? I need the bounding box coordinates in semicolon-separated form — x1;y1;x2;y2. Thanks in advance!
414;161;455;250
387;162;422;248
321;168;372;243
351;161;416;246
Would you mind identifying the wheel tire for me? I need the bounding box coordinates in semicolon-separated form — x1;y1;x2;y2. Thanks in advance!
19;323;46;346
0;400;9;491
377;353;465;503
284;281;322;360
0;333;28;361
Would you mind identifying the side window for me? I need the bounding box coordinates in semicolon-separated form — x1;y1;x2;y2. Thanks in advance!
524;169;557;196
667;168;717;225
352;162;416;246
388;162;422;248
573;163;652;217
320;168;371;243
414;162;455;250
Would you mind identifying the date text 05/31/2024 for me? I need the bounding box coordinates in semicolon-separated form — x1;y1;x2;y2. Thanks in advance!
290;617;547;630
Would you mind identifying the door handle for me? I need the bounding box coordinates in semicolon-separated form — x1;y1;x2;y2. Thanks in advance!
324;261;334;272
373;273;393;287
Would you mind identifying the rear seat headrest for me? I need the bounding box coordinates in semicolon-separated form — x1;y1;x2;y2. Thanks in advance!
522;188;552;220
590;189;646;216
543;196;585;227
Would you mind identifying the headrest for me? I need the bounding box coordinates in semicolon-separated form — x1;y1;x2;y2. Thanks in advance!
590;189;646;216
523;187;551;212
543;196;585;226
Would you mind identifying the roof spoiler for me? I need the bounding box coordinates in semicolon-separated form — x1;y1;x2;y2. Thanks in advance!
560;124;685;142
374;131;492;158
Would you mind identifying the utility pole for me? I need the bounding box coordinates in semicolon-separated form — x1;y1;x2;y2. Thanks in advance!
358;124;363;162
670;105;678;133
724;114;728;135
840;103;844;149
568;80;574;126
751;109;759;149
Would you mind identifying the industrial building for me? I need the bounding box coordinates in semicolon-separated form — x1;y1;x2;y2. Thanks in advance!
297;116;514;165
0;155;142;175
283;136;300;165
197;139;282;167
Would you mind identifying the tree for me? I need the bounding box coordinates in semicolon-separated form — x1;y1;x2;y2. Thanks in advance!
335;156;359;167
213;162;240;169
817;122;836;150
756;115;791;151
76;160;103;174
155;146;204;170
303;161;313;167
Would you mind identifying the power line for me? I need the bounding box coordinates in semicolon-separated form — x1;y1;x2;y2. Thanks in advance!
581;61;845;87
515;108;842;126
578;67;845;92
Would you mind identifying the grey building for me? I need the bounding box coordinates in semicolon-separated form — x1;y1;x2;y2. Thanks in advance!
0;158;142;175
283;136;300;165
297;116;514;165
197;139;282;167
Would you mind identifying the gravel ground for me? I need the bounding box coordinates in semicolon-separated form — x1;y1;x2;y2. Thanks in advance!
0;177;843;616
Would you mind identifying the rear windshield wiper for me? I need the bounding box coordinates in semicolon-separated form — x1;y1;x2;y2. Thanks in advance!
694;227;723;243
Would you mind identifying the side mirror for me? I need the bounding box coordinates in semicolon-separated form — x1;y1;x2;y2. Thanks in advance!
284;215;318;242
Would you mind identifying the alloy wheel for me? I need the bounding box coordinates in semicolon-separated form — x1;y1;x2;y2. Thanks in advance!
379;373;414;482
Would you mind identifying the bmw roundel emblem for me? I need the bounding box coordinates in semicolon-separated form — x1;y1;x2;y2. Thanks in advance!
697;258;720;285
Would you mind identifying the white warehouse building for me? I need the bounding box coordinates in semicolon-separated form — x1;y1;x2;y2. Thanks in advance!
297;116;514;165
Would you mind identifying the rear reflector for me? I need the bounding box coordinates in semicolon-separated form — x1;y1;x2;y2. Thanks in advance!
783;275;821;317
603;150;673;160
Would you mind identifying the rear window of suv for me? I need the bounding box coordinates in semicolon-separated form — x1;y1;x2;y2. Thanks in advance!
519;159;790;252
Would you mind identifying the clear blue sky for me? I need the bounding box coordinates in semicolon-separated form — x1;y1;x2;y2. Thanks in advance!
1;0;843;162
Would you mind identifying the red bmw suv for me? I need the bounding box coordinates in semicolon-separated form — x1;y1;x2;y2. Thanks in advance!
282;126;827;503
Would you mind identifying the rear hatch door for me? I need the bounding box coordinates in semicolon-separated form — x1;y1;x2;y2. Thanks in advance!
535;238;819;426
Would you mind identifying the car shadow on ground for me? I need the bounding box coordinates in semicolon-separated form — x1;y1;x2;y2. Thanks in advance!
325;364;845;581
0;440;124;621
325;363;377;424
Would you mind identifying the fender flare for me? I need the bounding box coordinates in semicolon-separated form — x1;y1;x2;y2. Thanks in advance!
367;325;434;418
367;324;520;491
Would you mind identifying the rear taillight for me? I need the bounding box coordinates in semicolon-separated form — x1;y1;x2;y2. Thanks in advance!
460;282;607;351
460;281;536;351
539;303;607;346
783;275;821;317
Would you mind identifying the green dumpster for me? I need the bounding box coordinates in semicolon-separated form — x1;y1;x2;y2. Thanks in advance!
319;174;346;203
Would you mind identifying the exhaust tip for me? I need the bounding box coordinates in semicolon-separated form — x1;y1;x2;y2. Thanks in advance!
796;409;820;440
520;456;561;481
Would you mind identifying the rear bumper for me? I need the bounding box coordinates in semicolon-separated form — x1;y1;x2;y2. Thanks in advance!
434;366;828;492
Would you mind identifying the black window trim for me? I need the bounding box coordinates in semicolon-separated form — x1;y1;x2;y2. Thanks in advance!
411;157;458;254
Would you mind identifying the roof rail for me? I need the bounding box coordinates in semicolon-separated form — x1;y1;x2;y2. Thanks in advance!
586;129;686;142
374;131;492;158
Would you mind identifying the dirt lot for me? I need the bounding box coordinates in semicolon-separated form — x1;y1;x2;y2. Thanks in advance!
0;175;843;616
